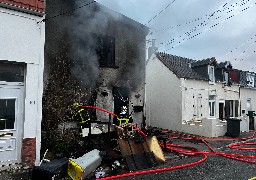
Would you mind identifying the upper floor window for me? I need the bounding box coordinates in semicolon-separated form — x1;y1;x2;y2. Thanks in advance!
246;73;255;87
95;34;116;68
208;65;215;84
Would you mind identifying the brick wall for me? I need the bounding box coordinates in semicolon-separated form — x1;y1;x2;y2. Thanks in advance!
21;138;36;166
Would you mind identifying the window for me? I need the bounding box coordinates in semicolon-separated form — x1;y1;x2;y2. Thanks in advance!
223;71;232;86
208;66;215;84
246;73;255;87
247;98;252;112
219;101;225;120
196;95;202;118
0;99;16;130
0;61;25;82
193;94;202;119
95;34;115;68
209;95;215;117
225;100;239;118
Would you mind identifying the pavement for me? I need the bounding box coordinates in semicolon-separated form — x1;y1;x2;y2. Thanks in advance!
117;131;256;180
0;132;255;180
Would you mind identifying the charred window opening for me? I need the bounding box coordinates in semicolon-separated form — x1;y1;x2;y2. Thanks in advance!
113;87;129;124
95;34;116;68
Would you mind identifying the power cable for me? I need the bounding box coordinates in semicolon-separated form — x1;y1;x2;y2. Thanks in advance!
218;34;256;60
151;0;237;34
160;0;251;46
146;0;176;25
161;1;255;52
37;0;98;23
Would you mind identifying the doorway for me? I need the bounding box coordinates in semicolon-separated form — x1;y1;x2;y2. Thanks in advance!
112;87;129;124
0;87;24;165
219;102;224;120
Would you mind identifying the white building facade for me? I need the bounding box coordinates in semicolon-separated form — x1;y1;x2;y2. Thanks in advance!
146;53;242;137
240;71;256;131
0;0;45;166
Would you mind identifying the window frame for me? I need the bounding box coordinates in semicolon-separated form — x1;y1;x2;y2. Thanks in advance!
209;95;216;118
208;65;215;84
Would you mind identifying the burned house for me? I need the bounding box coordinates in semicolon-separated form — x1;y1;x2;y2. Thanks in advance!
43;0;149;154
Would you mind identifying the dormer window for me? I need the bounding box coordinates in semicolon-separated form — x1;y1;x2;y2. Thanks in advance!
246;73;255;87
208;65;215;84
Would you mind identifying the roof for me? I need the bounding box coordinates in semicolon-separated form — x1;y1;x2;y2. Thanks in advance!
0;0;44;15
216;61;232;69
156;52;208;80
191;58;216;67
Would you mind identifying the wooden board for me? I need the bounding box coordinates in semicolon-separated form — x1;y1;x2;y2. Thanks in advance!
118;139;132;156
146;136;166;163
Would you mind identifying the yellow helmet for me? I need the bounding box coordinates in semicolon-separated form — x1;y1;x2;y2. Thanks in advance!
73;102;79;108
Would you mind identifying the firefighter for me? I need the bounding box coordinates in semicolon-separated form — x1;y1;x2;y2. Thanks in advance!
72;102;90;123
72;102;91;137
117;105;133;125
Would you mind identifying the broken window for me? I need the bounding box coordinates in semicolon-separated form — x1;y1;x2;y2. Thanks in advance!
95;34;115;68
208;65;215;84
209;95;215;117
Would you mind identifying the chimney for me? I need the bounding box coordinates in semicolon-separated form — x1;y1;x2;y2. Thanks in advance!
148;39;158;59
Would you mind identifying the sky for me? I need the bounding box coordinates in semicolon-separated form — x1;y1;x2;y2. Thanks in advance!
99;0;256;72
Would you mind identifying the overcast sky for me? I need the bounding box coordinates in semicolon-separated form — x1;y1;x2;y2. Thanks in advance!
99;0;256;72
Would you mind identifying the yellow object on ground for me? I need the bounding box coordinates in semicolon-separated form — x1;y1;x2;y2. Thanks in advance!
68;160;84;180
68;149;102;180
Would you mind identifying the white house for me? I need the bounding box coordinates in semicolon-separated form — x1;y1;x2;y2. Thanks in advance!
239;71;256;131
0;0;45;166
146;52;241;137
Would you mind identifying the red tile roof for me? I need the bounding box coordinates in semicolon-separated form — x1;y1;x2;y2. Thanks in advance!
0;0;44;13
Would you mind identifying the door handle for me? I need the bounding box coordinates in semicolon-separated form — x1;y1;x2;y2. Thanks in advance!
0;133;13;137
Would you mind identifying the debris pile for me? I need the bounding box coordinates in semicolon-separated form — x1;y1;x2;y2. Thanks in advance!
36;105;168;179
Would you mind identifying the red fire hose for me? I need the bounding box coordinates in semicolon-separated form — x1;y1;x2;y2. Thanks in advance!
81;106;256;179
82;105;119;118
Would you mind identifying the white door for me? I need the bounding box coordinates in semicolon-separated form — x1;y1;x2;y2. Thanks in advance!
0;87;23;165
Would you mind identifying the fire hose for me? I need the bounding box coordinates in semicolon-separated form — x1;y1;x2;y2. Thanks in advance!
81;106;256;179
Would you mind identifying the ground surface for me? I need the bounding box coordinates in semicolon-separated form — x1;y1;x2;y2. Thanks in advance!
116;132;256;180
0;132;255;180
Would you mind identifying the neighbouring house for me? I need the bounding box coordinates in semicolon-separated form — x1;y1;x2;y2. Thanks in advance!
146;52;242;137
43;0;149;155
240;70;256;131
0;0;45;166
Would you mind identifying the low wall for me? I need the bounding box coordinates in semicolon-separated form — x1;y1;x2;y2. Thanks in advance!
181;118;227;137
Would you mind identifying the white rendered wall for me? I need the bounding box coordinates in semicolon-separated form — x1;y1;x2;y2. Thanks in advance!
240;87;256;130
0;8;44;64
181;79;240;137
146;54;182;131
0;7;45;165
181;79;240;121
